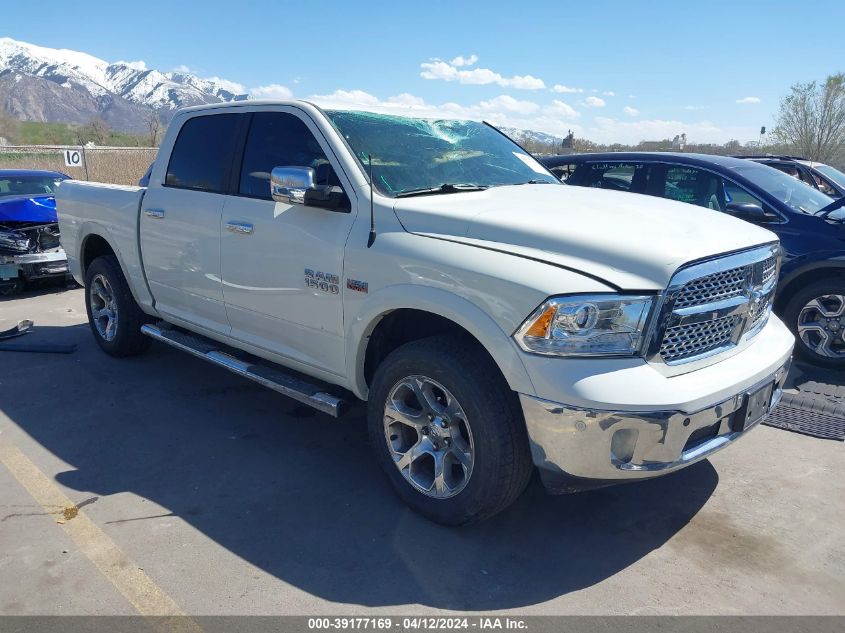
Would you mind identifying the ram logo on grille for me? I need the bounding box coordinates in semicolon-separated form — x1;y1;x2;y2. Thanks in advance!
652;246;780;365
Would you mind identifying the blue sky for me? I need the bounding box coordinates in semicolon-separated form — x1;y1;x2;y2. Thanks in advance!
5;0;845;144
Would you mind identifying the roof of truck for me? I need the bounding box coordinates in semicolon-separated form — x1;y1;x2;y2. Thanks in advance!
175;99;312;114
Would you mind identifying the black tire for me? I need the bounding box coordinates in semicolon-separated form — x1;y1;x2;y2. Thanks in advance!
367;335;533;526
782;277;845;369
84;255;150;357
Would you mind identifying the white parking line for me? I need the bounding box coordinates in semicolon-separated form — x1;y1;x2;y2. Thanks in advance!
0;442;203;632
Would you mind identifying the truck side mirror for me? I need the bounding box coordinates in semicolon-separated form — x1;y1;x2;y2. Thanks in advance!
270;166;345;210
725;202;771;222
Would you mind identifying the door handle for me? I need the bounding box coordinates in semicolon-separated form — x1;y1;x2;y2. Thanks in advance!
144;208;165;219
226;221;254;234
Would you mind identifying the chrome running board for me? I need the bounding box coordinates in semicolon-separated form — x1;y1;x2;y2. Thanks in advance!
141;323;348;418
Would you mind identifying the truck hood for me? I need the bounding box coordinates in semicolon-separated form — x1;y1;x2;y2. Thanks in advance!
392;184;778;289
0;195;58;224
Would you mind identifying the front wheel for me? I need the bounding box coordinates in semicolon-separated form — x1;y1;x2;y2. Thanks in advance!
367;336;533;525
783;278;845;369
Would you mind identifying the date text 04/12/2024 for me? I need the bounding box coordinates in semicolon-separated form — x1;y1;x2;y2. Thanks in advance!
307;617;527;630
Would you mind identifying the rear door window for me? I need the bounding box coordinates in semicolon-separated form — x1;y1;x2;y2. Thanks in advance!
165;114;242;193
548;163;580;182
579;162;647;192
662;166;727;210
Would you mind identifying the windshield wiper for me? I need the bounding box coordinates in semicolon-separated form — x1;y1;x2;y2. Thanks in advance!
394;183;488;198
817;196;845;219
511;179;554;185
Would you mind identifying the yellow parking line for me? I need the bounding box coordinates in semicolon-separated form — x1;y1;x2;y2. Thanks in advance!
0;442;203;632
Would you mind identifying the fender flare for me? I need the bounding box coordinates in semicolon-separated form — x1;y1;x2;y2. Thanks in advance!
78;221;154;312
780;256;845;287
345;284;536;400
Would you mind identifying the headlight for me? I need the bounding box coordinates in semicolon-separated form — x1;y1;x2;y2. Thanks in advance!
514;294;654;357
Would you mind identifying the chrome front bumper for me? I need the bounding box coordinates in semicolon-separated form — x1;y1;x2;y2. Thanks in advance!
520;358;791;493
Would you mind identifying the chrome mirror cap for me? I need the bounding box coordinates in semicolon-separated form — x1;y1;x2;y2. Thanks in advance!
271;166;316;205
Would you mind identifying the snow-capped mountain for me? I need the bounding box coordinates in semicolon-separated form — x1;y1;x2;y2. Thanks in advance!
0;37;247;131
499;126;564;147
0;37;566;143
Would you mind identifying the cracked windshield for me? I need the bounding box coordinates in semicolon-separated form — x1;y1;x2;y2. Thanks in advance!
326;110;559;196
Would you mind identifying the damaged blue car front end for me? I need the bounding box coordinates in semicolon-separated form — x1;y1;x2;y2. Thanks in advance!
0;170;70;296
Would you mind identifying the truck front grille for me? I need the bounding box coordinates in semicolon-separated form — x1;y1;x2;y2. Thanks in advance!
660;314;741;363
673;267;747;309
652;245;780;365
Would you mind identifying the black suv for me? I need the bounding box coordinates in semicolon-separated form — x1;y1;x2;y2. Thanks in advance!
541;152;845;368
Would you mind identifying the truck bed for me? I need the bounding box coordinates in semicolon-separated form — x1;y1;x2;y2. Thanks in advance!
55;180;151;308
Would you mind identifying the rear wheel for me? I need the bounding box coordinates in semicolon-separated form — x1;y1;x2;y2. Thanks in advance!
783;278;845;369
367;335;532;525
84;255;150;357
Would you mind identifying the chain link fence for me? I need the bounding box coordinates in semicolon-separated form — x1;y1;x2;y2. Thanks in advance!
0;145;158;186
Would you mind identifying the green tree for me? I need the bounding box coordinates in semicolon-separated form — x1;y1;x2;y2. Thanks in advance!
774;73;845;162
0;110;21;144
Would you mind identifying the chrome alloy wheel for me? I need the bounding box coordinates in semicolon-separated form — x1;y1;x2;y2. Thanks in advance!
383;375;475;499
797;294;845;359
89;273;119;342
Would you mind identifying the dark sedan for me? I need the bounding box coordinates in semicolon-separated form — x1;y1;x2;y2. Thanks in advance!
541;152;845;368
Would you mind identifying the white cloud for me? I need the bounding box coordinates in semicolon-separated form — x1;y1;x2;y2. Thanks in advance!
603;91;615;96
449;54;478;67
309;89;381;108
173;64;193;74
309;89;541;119
387;93;427;106
206;76;247;94
623;106;639;117
307;88;754;146
736;96;761;104
545;100;580;119
583;96;606;108
628;95;637;99
420;59;545;90
478;95;540;114
250;83;294;100
587;116;754;144
118;60;147;71
551;84;583;94
684;105;707;111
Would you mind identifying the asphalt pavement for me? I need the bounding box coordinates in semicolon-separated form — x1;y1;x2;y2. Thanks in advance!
1;286;843;615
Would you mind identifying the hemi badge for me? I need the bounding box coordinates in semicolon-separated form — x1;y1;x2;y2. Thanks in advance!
347;279;368;293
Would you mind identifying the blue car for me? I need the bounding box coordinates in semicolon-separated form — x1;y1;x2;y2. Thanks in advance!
0;169;70;296
541;152;845;368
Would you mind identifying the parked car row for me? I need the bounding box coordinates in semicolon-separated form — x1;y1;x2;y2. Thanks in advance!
541;152;845;368
0;169;71;296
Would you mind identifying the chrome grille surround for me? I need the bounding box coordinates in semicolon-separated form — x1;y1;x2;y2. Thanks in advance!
648;244;780;366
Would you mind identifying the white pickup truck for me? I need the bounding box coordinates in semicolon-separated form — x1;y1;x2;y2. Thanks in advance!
56;101;794;525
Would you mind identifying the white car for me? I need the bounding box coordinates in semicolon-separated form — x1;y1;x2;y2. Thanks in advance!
55;101;794;524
